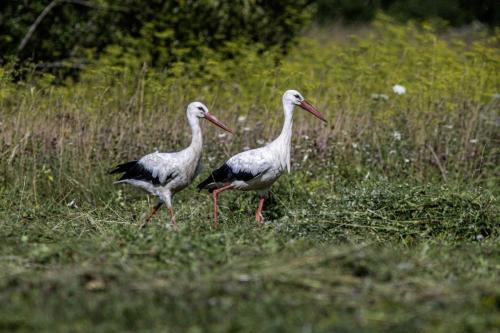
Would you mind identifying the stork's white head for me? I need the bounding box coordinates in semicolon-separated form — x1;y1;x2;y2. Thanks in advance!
283;89;305;105
188;101;213;118
282;90;327;122
187;102;234;133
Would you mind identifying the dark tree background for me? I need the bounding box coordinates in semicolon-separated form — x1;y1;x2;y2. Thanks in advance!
0;0;310;69
0;0;497;71
315;0;499;25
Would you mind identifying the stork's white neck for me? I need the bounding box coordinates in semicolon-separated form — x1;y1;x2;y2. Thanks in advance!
187;113;203;155
269;99;294;172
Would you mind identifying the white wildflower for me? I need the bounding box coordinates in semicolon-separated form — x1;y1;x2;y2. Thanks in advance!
404;158;410;163
243;127;251;132
256;139;265;145
218;133;227;139
469;139;478;144
352;143;358;149
444;124;454;129
237;115;247;123
164;223;176;231
392;131;402;141
238;274;251;282
392;84;406;95
371;93;389;101
67;199;78;209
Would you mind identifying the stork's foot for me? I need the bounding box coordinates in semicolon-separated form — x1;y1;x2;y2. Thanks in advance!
139;202;163;229
139;215;155;229
211;184;235;227
255;197;265;224
168;207;178;230
139;215;153;229
255;212;264;223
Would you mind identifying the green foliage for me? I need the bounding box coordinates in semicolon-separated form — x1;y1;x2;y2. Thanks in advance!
2;0;497;78
0;0;311;71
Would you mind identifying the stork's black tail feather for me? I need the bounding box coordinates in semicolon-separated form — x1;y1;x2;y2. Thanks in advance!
109;160;138;175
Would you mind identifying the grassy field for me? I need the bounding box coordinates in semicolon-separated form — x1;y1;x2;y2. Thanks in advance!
0;21;499;332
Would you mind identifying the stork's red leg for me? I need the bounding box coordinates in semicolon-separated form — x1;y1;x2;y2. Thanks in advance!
255;197;265;223
212;184;234;226
140;202;163;228
168;207;177;228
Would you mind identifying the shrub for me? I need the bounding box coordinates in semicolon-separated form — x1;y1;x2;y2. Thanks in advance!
0;0;311;72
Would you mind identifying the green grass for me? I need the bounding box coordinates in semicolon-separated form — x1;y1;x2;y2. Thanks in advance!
0;180;498;332
0;20;499;332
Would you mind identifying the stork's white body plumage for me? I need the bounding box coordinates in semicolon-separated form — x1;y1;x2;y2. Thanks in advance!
198;90;326;224
220;114;292;193
115;130;203;207
111;102;233;227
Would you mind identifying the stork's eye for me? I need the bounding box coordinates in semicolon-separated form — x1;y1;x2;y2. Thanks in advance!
197;106;204;112
294;94;300;99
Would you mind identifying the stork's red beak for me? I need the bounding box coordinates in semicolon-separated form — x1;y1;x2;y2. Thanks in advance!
299;100;326;123
204;113;234;134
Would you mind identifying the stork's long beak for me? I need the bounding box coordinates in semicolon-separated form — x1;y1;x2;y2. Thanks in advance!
204;113;234;134
299;100;327;123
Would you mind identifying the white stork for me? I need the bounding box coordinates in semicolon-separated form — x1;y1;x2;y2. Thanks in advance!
197;90;326;225
110;102;233;228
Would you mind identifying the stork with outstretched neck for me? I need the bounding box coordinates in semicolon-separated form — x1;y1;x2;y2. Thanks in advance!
110;102;233;228
197;90;326;225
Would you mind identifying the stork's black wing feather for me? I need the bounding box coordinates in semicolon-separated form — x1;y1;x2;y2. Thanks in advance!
197;163;256;191
110;160;174;186
109;160;138;175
